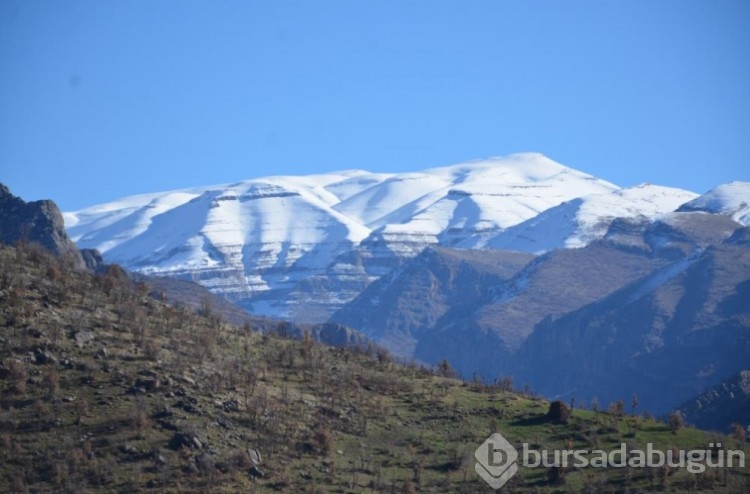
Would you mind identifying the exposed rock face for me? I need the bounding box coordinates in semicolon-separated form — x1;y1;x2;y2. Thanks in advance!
0;183;83;265
547;401;571;424
284;322;370;348
81;248;106;273
0;184;131;277
678;370;750;432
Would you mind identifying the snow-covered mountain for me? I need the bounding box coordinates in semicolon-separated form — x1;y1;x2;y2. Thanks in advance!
64;153;701;320
677;181;750;225
459;184;699;253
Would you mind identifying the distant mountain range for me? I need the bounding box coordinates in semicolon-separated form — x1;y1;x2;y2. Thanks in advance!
64;153;708;321
59;153;750;418
331;212;750;414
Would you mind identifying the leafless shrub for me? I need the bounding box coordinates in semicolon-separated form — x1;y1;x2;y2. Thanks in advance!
143;339;161;361
8;360;28;394
43;367;60;398
668;411;685;434
313;424;335;457
131;397;150;438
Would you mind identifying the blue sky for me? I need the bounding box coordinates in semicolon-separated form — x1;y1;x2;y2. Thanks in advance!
1;0;748;211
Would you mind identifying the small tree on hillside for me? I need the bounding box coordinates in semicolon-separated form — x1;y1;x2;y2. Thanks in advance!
731;423;746;449
547;400;571;424
608;400;625;428
436;359;456;378
668;411;685;434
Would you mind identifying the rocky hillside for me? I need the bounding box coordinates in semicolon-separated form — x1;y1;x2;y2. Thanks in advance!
1;242;748;493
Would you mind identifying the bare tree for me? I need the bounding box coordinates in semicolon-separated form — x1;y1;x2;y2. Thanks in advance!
668;411;685;434
731;423;746;449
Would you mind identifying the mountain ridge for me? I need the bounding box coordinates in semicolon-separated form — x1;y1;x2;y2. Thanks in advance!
63;153;702;321
330;212;749;415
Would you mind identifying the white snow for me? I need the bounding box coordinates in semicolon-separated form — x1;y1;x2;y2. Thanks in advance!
459;183;699;253
625;250;702;304
61;153;715;319
678;181;750;225
68;153;621;261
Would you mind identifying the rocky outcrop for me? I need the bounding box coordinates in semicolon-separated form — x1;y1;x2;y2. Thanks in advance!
0;183;114;276
80;248;106;273
0;183;83;265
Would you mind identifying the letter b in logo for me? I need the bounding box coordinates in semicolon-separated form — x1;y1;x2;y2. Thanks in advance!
475;433;519;489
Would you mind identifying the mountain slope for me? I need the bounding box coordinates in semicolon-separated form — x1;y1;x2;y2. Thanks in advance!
678;370;750;432
678;181;750;225
515;221;750;414
330;247;535;357
64;153;625;320
4;242;747;492
135;273;370;348
64;154;709;322
461;184;698;253
330;211;748;414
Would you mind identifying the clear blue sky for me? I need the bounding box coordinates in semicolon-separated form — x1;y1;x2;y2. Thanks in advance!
1;0;748;211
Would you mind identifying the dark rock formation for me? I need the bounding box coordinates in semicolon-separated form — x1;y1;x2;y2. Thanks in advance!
0;183;82;265
81;248;106;273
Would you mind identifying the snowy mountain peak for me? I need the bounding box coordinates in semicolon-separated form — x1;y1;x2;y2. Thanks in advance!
424;152;608;186
63;154;712;321
677;181;750;225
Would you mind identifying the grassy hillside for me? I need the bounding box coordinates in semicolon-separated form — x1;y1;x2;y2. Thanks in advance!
0;242;747;493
